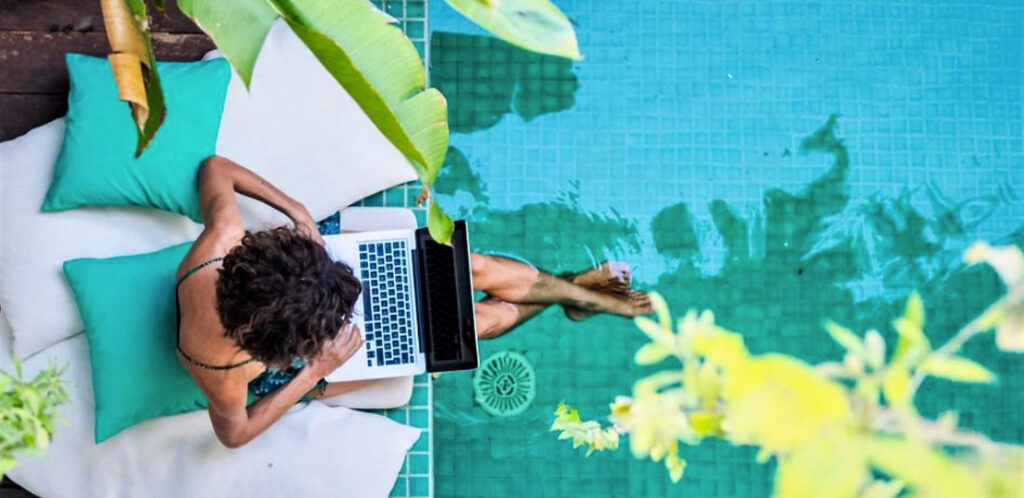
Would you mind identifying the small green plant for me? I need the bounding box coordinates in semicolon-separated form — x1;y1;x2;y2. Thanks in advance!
0;359;69;480
552;242;1024;497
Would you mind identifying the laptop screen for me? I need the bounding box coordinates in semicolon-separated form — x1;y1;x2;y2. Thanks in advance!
414;220;479;372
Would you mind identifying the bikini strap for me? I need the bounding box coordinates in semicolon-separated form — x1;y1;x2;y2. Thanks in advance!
176;256;256;371
177;257;225;286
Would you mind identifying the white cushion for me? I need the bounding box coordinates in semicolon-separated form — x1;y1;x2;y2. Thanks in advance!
0;120;203;358
213;19;418;229
6;335;420;498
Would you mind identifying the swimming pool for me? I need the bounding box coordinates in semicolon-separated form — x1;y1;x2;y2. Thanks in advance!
391;1;1022;496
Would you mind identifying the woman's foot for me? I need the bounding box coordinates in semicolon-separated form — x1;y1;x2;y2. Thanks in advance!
563;263;651;321
565;288;654;321
567;261;631;294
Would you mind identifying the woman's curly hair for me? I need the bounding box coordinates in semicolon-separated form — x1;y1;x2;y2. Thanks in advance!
215;226;361;367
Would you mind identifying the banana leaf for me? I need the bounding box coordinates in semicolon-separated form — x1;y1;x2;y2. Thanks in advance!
444;0;581;60
110;0;453;241
99;0;165;156
268;0;452;242
176;0;277;86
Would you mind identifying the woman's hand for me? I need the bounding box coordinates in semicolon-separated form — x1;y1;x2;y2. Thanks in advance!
308;323;364;377
287;202;325;246
297;219;325;246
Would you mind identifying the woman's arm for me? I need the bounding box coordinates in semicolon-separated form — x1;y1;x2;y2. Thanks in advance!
207;366;324;449
205;324;364;448
198;155;321;242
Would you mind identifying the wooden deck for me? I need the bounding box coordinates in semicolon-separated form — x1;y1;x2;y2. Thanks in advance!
0;0;215;142
0;1;213;495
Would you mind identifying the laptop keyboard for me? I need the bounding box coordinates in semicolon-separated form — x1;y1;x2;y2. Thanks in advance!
358;239;416;368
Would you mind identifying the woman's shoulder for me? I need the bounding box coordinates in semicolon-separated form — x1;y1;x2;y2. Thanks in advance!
176;226;243;280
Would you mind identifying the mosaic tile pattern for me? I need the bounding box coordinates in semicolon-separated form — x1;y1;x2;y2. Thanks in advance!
426;1;1023;497
379;374;434;498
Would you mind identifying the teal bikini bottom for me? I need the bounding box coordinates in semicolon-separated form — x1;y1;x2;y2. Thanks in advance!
248;359;329;402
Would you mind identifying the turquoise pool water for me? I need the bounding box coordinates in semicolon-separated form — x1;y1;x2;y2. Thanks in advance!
420;1;1022;496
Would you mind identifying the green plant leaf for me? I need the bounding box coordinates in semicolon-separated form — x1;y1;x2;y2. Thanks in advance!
443;0;581;60
631;371;683;398
904;291;925;330
775;436;867;498
427;201;455;244
268;0;452;241
882;365;911;407
99;0;166;156
865;437;986;497
893;293;931;366
634;343;671;365
176;0;277;87
664;451;686;482
634;316;673;345
651;292;671;329
864;329;885;370
0;457;18;476
919;355;997;383
824;320;864;355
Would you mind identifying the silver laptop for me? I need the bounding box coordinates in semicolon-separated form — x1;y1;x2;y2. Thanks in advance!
324;221;479;381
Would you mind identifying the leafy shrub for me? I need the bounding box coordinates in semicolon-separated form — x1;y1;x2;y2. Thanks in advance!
0;359;69;480
553;243;1024;497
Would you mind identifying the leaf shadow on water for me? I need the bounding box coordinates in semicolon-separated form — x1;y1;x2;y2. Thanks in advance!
649;114;1024;443
431;115;1023;494
430;32;581;134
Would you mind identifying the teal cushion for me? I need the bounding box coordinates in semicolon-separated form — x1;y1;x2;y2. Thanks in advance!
63;242;208;443
43;54;231;222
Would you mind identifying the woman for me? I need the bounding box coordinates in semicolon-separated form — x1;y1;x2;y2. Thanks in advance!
178;156;652;448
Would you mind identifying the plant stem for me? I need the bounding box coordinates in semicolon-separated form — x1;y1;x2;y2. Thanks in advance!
872;408;1017;458
908;297;1004;392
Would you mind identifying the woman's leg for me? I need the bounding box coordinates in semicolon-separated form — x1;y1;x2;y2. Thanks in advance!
471;253;652;318
475;297;548;339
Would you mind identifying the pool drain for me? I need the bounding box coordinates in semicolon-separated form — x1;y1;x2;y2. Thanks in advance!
473;351;536;417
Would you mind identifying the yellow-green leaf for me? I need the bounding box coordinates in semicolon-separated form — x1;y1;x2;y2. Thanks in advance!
964;242;1024;289
634;343;671;365
865;437;986;498
177;0;277;87
919;355;996;383
904;291;925;329
687;411;723;436
883;365;911;407
632;371;682;396
719;354;850;452
443;0;581;60
696;361;720;408
825;320;864;355
427;201;455;245
995;305;1024;353
775;435;867;498
664;451;686;482
650;292;671;329
691;329;748;368
864;329;885;370
634;316;672;345
893;310;930;367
